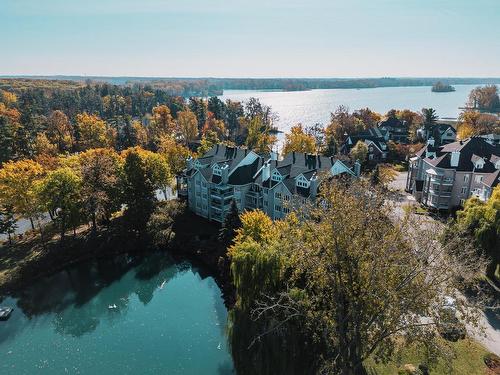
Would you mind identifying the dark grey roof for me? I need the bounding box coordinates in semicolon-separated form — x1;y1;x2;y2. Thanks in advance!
422;137;500;172
228;158;263;185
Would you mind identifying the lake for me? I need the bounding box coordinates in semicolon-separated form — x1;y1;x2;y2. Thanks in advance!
219;84;484;134
0;253;234;375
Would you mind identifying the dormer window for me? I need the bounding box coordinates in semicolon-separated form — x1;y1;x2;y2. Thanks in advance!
495;161;500;170
271;170;282;182
296;175;309;188
474;160;484;169
213;164;222;176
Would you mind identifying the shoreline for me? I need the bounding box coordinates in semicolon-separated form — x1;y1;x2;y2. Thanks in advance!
0;210;234;307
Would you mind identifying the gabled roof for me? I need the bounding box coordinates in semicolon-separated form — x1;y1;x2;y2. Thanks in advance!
482;170;500;188
379;117;406;129
421;137;500;172
228;157;264;185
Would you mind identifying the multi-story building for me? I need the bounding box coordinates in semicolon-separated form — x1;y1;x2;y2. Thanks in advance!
378;116;408;143
406;137;500;209
417;123;457;146
341;128;389;163
177;144;358;222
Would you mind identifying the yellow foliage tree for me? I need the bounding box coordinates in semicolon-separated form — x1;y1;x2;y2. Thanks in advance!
282;124;316;155
76;113;111;150
177;109;199;145
0;159;44;228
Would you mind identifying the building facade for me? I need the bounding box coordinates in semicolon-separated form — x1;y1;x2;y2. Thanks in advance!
406;137;500;209
178;144;357;222
341;128;389;163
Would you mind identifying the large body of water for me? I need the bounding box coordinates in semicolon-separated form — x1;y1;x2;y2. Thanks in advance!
0;253;233;375
219;84;481;134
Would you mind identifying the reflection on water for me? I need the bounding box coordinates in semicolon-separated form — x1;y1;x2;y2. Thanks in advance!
0;253;234;374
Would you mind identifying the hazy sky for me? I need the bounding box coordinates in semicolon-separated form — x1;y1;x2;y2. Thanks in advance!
1;0;499;77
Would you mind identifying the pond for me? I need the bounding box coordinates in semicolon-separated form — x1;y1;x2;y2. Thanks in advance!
0;253;234;374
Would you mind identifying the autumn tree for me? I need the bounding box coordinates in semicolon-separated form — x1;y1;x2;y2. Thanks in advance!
198;130;220;156
282;124;316;155
202;111;226;140
353;108;381;128
176;109;198;145
33;133;58;157
305;123;325;152
46;110;73;152
243;116;276;154
140;150;172;199
325;106;365;150
158;135;192;175
76;112;111;150
149;105;176;147
467;85;500;111
229;181;485;375
37;167;82;239
0;101;22;163
349;140;368;164
79;148;121;231
457;110;499;139
188;97;208;131
0;159;44;229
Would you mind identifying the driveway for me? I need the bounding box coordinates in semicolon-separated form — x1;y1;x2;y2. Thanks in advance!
389;171;500;355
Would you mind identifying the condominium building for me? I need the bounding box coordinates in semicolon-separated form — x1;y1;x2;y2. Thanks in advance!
406;137;500;209
177;144;358;222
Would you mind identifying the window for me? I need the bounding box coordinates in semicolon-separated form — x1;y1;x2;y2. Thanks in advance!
202;182;206;187
460;199;465;206
463;175;469;182
283;195;290;201
196;180;200;186
271;171;282;182
369;154;374;160
275;192;282;200
202;193;207;199
202;204;207;210
461;187;467;195
283;207;290;214
475;175;483;183
275;205;282;212
297;177;308;188
213;165;222;176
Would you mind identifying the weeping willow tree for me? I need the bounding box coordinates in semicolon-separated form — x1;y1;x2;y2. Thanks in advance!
228;210;323;375
228;180;487;375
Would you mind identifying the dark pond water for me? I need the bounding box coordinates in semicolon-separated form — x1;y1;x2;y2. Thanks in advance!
0;253;234;374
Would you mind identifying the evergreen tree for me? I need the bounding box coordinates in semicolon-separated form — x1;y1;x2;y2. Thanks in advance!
0;205;17;245
219;200;242;247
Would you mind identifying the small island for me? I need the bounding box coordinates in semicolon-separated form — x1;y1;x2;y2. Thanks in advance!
432;81;456;92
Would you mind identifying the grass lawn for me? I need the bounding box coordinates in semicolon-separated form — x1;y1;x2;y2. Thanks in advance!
365;337;492;375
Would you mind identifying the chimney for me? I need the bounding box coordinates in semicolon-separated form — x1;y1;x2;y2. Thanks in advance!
450;150;460;167
262;161;271;181
427;137;435;147
221;164;229;184
310;173;318;198
292;151;296;164
354;160;361;176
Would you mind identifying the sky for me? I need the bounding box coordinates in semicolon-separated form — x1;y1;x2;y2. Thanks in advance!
1;0;499;78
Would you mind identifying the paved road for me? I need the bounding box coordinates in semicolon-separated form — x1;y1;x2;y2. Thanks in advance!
390;171;500;355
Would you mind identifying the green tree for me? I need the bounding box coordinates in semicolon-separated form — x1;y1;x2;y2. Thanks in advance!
243;116;276;154
147;200;185;249
229;182;485;375
198;130;220;156
79;148;121;231
37;167;82;239
122;149;156;232
0;205;17;245
456;186;500;283
421;108;438;132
